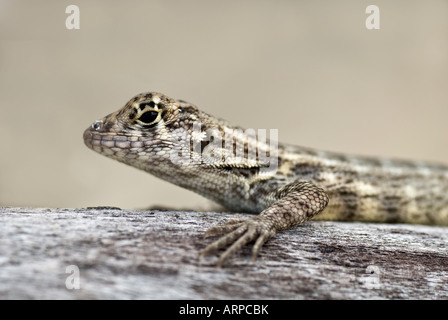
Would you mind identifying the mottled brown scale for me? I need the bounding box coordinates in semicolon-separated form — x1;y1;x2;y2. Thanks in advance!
84;92;448;266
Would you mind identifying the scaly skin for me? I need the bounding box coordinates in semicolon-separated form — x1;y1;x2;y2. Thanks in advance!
83;92;448;266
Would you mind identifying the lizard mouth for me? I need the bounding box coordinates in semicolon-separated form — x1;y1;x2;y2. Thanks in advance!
83;125;98;150
83;120;138;154
82;128;119;151
83;120;161;159
83;120;112;150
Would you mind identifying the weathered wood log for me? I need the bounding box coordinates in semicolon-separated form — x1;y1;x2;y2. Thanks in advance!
0;206;447;299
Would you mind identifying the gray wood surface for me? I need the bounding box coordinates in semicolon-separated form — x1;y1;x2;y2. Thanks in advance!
0;206;447;299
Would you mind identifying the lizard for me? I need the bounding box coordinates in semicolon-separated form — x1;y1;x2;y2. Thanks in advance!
83;92;448;266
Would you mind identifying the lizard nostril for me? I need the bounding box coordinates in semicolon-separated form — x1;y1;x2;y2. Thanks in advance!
91;120;103;131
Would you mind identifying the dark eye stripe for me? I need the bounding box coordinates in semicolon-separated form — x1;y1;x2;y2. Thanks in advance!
138;101;156;110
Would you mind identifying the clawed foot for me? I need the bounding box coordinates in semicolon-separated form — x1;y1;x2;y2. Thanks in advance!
199;216;276;267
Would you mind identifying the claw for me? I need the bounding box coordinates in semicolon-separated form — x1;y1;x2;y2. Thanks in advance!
251;232;271;261
200;225;247;258
224;218;247;225
216;227;257;267
200;217;276;267
203;221;244;238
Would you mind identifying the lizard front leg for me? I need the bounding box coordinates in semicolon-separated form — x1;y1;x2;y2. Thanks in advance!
200;181;329;267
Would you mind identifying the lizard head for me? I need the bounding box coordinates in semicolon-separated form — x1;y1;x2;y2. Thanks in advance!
83;92;201;172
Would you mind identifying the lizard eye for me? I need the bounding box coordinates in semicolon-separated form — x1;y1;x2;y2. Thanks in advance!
137;110;161;127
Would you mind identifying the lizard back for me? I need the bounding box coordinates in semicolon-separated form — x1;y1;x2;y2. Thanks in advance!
277;145;448;225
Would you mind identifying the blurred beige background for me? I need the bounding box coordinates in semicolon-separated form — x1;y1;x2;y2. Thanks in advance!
0;0;447;210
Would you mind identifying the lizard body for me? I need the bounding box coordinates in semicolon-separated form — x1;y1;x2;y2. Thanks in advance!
83;92;448;266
